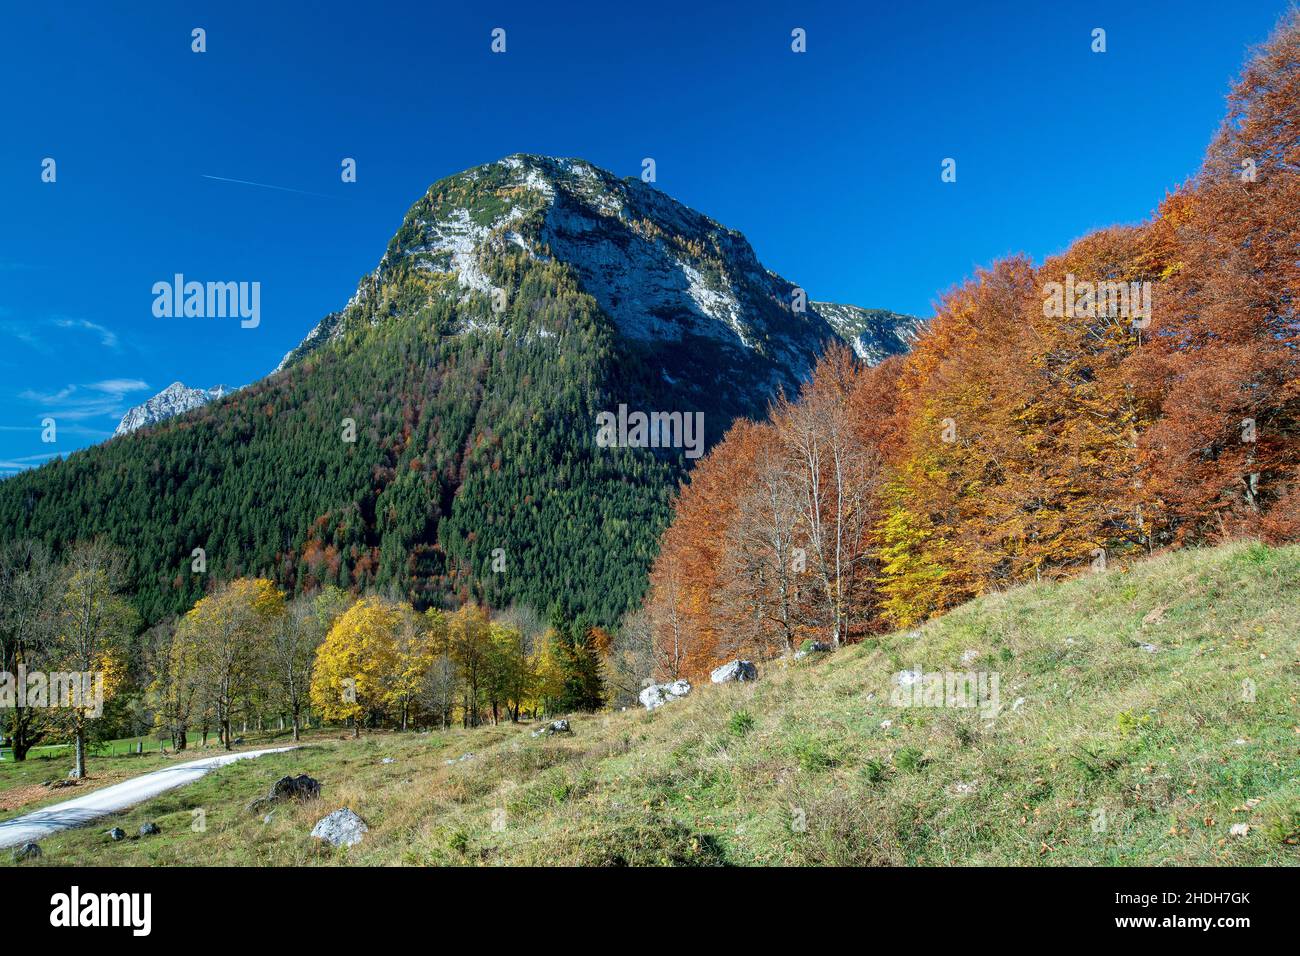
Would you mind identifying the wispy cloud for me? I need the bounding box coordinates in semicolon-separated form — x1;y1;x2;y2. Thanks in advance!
18;385;77;403
0;316;128;354
85;378;150;397
0;451;63;475
16;380;151;422
0;320;46;351
53;318;120;351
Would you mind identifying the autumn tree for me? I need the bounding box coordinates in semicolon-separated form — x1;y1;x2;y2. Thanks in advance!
1133;10;1300;544
418;608;457;729
644;421;765;677
485;620;532;723
386;601;435;730
310;596;401;735
776;345;882;645
174;578;284;750
0;540;59;761
52;539;136;777
270;587;350;741
447;603;492;727
718;423;802;657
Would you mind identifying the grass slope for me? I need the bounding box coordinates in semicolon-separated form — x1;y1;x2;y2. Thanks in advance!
7;541;1298;866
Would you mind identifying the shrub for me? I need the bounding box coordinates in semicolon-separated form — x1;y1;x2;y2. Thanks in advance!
728;710;755;736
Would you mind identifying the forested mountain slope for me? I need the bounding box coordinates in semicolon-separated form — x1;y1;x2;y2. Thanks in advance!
0;156;906;626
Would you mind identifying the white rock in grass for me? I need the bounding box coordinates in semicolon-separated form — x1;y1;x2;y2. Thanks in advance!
639;679;691;710
1229;823;1250;838
710;660;758;684
311;808;369;848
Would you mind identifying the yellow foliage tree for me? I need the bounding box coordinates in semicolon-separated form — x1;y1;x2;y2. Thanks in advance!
310;596;401;735
173;577;285;750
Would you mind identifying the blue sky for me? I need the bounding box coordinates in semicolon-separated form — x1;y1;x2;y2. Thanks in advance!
0;0;1288;473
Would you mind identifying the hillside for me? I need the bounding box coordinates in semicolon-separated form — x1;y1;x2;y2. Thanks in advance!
0;155;907;628
9;540;1296;866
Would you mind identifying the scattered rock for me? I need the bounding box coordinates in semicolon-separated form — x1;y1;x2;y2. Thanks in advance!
639;679;691;710
231;737;245;745
444;753;477;765
106;827;126;842
270;774;321;801
1229;823;1250;838
1130;641;1159;653
951;781;977;795
880;719;893;729
262;812;276;825
1012;697;1026;711
960;649;979;665
247;773;321;813
710;660;758;684
311;808;369;848
793;642;833;660
531;719;572;738
894;668;923;687
381;757;395;764
12;842;41;861
138;822;161;836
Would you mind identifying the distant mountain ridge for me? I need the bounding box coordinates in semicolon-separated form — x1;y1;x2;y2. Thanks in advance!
113;383;237;437
813;302;925;364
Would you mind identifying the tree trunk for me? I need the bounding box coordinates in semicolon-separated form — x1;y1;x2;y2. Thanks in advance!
9;711;29;761
291;712;300;742
73;726;87;779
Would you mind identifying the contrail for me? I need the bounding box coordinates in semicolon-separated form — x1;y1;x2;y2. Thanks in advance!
202;174;333;198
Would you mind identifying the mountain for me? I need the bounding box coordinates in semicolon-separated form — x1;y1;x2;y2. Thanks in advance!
276;155;849;414
813;301;925;364
0;155;912;626
114;383;238;437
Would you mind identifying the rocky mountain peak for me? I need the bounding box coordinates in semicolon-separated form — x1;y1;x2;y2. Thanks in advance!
113;382;237;437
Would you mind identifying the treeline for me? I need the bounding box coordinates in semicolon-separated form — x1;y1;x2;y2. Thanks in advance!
641;12;1300;677
0;248;681;630
0;539;136;775
155;580;610;748
1;537;656;766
